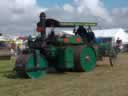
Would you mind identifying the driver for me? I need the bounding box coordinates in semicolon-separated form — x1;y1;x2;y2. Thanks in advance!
76;25;88;41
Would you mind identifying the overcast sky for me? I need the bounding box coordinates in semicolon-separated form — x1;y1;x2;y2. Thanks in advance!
0;0;128;36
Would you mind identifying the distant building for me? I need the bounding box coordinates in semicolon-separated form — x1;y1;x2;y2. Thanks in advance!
93;28;128;45
93;28;128;52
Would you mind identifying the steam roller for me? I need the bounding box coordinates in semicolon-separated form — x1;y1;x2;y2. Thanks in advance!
14;12;97;79
74;46;96;72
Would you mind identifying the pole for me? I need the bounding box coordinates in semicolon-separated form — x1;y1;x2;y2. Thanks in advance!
39;12;46;40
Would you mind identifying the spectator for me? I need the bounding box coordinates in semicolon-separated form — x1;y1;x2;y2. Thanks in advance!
16;45;21;55
116;37;122;52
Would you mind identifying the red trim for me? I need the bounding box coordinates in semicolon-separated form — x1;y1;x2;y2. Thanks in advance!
76;38;81;43
36;27;44;32
64;38;69;43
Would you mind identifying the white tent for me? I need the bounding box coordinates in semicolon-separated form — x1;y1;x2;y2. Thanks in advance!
0;36;9;41
62;30;74;35
93;28;128;44
0;36;5;41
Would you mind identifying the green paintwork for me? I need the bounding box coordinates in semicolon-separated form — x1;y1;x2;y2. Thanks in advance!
80;46;96;72
47;46;57;59
57;47;74;69
26;50;47;79
60;22;97;26
64;47;74;69
67;36;83;44
95;43;113;56
56;48;65;70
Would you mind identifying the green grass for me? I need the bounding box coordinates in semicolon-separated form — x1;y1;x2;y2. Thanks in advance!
0;54;128;96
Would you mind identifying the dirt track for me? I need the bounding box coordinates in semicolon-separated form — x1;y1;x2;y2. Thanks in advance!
0;53;128;96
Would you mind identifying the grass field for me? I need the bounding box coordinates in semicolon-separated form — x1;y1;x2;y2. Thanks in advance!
0;54;128;96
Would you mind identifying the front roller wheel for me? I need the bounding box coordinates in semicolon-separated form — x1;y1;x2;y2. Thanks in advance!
74;46;96;72
15;50;47;79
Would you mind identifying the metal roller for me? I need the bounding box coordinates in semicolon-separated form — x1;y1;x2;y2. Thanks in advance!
15;50;47;79
74;45;96;72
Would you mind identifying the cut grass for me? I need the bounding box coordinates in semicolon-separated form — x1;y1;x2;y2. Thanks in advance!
0;54;128;96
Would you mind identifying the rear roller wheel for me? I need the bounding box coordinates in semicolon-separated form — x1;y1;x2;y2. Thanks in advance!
74;46;96;72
